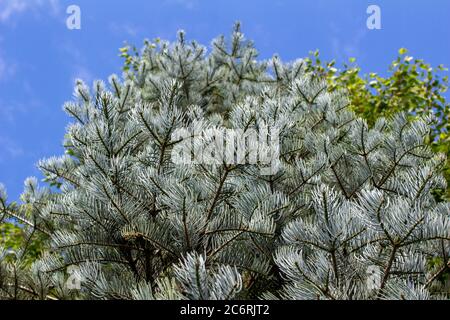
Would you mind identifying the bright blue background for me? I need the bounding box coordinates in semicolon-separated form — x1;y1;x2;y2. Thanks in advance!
1;0;449;200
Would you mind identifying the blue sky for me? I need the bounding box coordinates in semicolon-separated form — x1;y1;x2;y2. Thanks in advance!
0;0;449;200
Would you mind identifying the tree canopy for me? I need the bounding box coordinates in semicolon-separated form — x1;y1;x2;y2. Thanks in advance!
1;24;449;300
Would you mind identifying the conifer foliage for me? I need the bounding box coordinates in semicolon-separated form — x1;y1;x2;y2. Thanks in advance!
1;24;449;300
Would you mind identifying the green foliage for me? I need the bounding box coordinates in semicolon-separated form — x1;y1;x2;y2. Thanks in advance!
0;223;46;267
304;49;450;200
0;188;47;266
305;48;449;129
0;223;22;251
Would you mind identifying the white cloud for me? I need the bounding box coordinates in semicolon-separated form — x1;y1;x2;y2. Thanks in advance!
0;136;24;163
109;22;140;38
164;0;198;10
60;41;95;85
0;0;60;23
329;19;367;62
0;96;41;125
0;51;17;81
71;65;94;85
0;0;27;22
0;100;16;123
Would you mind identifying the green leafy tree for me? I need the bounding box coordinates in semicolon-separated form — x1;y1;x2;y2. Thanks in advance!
0;186;47;265
304;49;450;200
0;223;22;252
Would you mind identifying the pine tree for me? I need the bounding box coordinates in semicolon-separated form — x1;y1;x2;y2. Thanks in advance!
1;24;449;300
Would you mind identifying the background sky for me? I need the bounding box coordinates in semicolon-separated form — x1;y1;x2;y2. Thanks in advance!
0;0;449;200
